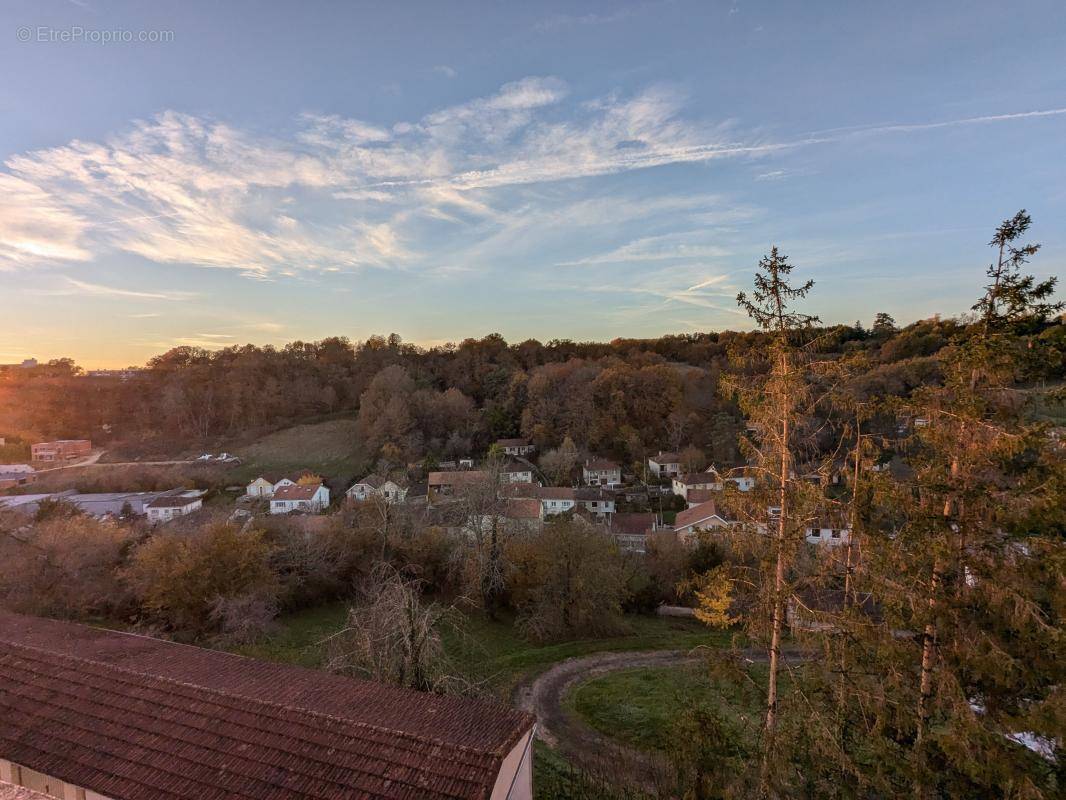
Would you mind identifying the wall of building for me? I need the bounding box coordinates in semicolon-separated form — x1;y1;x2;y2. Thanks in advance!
489;728;535;800
0;759;110;800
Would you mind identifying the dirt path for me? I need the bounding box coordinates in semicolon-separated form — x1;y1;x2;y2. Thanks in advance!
513;647;809;791
513;650;699;788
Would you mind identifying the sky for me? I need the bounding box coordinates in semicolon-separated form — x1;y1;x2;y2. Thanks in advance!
1;1;1064;368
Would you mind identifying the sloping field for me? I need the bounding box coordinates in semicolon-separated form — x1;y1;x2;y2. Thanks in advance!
234;419;367;483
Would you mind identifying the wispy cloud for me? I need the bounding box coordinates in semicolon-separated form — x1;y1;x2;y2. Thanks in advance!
2;78;1062;283
51;278;197;301
432;65;457;79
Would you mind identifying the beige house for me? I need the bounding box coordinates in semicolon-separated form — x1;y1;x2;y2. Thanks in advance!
346;474;408;503
0;611;536;800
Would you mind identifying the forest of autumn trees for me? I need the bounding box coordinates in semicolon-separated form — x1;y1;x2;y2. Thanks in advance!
3;292;1063;475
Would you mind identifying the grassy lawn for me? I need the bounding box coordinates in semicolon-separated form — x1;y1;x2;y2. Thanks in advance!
227;419;367;485
565;662;775;753
230;601;728;697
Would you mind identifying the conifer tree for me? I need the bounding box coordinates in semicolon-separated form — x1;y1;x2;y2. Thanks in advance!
732;247;820;791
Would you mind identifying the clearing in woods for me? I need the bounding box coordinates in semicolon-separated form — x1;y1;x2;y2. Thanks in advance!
231;419;366;482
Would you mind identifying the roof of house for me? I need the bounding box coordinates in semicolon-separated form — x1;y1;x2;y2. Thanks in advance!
495;438;530;448
272;483;324;501
502;497;543;520
611;512;656;536
675;472;719;486
352;473;383;488
686;488;718;505
584;458;620;471
428;470;488;488
146;494;201;509
650;452;680;463
674;498;729;530
505;485;613;503
0;611;534;800
499;461;531;473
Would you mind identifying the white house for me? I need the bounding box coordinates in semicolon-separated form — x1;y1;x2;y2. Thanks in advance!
805;523;851;547
245;477;275;498
270;483;329;514
671;499;736;543
582;458;621;487
495;438;535;457
145;494;203;524
346;474;408;503
648;452;681;478
245;475;299;499
672;472;722;500
507;486;616;518
500;462;535;484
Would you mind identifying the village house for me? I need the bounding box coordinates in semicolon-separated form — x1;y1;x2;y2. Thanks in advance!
30;439;91;462
609;512;663;553
245;474;312;499
805;520;852;547
346;474;409;503
506;485;616;517
428;470;488;496
269;483;330;514
671;498;737;543
495;438;535;457
647;451;682;478
0;611;536;800
718;466;756;492
671;472;722;500
500;461;535;484
582;458;622;487
145;494;203;524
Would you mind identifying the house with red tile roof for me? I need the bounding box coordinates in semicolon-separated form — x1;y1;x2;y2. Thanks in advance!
672;498;737;543
0;611;536;800
269;482;329;514
582;458;621;487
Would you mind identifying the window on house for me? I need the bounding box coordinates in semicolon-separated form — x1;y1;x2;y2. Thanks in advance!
831;529;841;538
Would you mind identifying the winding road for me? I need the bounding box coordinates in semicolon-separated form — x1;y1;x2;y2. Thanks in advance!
513;650;699;789
512;646;809;791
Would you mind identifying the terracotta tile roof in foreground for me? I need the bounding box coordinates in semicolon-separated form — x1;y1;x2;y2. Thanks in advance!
0;612;534;800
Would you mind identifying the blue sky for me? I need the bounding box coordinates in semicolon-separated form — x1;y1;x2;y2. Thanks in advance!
1;0;1063;368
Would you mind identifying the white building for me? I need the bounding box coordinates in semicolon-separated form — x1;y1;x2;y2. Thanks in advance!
270;483;330;514
245;476;299;499
495;438;535;457
805;523;851;547
346;474;408;503
507;486;616;518
648;452;681;478
500;463;535;484
146;495;203;524
671;499;737;543
582;458;621;487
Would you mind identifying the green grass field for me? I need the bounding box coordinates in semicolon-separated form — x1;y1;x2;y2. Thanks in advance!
227;419;367;484
565;662;774;753
231;601;728;698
